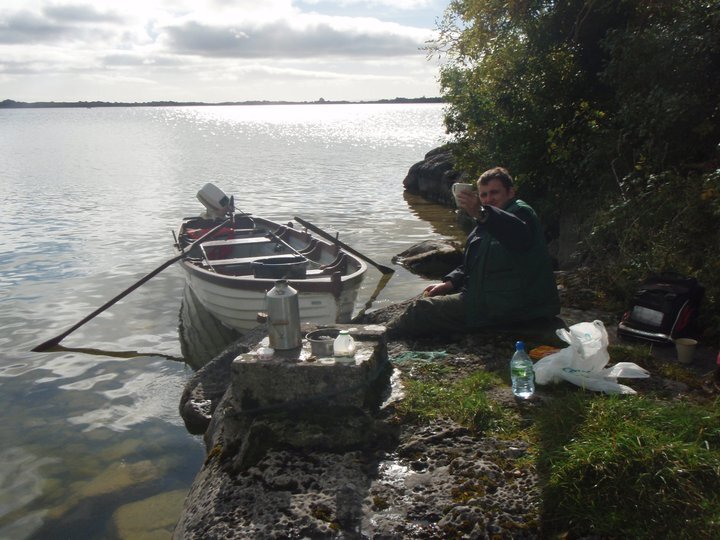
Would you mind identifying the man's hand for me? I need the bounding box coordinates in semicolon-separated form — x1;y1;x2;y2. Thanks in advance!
423;280;455;297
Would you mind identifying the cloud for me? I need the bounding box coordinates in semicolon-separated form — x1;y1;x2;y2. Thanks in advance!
43;3;124;24
0;10;71;44
163;16;429;58
0;0;445;101
210;62;414;83
301;0;433;8
0;6;123;44
102;52;185;67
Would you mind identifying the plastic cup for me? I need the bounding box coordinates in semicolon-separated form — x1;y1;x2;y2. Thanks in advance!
451;182;474;206
674;338;697;364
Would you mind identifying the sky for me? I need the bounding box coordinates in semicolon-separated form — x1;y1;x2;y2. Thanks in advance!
0;0;450;103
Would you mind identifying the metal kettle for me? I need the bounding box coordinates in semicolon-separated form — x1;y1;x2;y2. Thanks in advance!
264;280;301;350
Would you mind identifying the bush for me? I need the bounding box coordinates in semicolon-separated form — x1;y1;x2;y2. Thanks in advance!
586;170;720;339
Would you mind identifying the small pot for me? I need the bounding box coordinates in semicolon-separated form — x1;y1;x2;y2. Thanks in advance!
306;328;340;357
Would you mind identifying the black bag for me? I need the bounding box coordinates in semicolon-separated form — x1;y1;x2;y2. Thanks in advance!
618;273;704;344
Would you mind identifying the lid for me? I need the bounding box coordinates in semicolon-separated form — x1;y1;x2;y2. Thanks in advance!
515;341;526;351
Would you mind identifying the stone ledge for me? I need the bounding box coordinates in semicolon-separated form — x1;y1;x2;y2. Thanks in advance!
216;324;393;472
231;330;387;413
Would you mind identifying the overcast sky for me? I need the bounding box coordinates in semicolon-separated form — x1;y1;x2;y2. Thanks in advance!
0;0;450;103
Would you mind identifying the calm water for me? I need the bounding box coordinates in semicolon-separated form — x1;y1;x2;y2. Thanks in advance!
0;103;465;538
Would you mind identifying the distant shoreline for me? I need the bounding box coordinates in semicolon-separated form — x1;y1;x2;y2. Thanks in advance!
0;97;444;109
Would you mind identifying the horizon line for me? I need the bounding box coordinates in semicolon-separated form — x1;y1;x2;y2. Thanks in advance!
1;96;445;109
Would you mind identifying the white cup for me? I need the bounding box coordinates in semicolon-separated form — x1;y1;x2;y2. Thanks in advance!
256;346;274;361
451;182;475;206
674;338;697;364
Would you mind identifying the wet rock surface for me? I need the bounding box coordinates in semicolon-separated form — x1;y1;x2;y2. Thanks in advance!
178;423;539;539
179;326;268;435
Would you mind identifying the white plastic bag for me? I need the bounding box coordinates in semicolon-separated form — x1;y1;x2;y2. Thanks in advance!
533;320;649;394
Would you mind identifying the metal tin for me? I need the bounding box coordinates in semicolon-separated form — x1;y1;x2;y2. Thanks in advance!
265;280;301;350
306;328;340;356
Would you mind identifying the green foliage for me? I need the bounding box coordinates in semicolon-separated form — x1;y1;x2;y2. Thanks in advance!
533;393;720;538
433;1;720;191
430;0;720;339
586;169;720;338
396;369;514;433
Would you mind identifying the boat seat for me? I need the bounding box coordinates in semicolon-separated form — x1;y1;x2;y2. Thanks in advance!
201;236;270;248
306;253;348;276
202;253;304;268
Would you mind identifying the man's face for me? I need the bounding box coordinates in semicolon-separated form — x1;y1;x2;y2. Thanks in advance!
478;178;515;209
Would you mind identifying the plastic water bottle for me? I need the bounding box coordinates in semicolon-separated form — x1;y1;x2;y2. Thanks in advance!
510;341;535;399
333;330;356;357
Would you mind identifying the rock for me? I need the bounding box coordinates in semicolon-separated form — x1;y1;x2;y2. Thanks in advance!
402;145;469;205
214;325;394;472
393;239;463;279
179;326;268;435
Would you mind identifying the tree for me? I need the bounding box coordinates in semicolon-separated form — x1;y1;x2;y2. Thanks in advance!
429;0;720;337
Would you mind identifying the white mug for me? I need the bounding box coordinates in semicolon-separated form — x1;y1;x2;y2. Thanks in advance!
452;182;475;205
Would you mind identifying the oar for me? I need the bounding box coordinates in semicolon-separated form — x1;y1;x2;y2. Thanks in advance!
31;218;231;352
294;216;395;275
351;272;393;323
265;230;322;267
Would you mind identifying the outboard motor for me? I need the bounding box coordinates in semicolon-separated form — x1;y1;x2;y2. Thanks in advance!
265;280;302;350
197;183;232;219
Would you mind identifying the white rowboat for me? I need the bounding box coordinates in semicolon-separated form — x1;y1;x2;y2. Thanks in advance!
175;185;367;331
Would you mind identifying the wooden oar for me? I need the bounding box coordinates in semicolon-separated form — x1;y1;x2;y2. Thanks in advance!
351;272;393;322
294;216;395;275
31;218;231;352
265;230;322;267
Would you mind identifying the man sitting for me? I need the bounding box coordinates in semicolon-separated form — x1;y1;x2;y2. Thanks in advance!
388;167;560;337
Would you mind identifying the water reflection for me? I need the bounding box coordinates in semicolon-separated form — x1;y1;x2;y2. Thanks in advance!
0;447;58;524
42;345;184;362
403;191;467;242
178;284;241;370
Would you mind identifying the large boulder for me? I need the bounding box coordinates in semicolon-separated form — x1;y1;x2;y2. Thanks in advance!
403;145;470;205
392;239;463;279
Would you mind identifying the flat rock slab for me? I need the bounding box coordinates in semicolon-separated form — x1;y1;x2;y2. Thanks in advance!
231;335;385;413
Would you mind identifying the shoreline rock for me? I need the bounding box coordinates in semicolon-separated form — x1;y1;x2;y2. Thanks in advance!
174;321;545;539
402;145;470;207
392;239;463;279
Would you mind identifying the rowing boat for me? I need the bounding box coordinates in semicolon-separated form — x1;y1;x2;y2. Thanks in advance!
175;185;368;331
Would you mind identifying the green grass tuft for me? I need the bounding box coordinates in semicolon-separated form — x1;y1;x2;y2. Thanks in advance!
533;393;720;538
397;370;514;433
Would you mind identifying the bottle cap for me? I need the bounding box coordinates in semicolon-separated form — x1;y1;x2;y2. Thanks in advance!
515;341;525;351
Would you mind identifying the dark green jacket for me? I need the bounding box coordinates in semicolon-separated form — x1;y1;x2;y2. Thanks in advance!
445;198;560;326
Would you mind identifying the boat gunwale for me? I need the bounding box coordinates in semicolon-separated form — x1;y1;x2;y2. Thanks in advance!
176;215;368;292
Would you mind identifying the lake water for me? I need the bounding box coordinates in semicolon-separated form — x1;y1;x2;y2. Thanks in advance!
0;103;464;538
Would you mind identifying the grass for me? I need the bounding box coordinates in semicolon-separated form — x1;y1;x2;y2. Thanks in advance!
395;360;720;539
534;392;720;538
396;366;516;434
